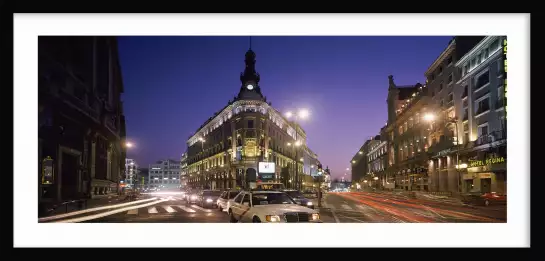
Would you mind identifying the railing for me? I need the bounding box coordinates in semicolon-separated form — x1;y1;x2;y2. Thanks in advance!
474;129;506;146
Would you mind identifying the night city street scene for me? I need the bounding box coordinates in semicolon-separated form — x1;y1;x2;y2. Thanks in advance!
38;35;507;224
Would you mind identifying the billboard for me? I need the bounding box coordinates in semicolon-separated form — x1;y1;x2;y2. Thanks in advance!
258;162;275;173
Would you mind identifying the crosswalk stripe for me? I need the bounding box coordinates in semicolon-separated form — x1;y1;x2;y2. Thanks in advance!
176;205;196;213
127;209;138;215
164;206;177;213
341;204;353;210
191;205;211;212
148;207;158;214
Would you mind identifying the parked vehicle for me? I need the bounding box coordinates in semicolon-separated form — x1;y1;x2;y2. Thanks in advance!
461;192;507;206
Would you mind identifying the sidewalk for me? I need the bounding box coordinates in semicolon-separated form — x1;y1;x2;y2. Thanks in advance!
39;194;124;218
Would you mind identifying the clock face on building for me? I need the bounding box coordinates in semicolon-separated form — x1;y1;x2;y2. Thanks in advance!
246;84;254;90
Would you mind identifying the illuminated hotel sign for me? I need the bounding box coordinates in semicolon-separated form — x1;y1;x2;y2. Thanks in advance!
469;157;506;168
503;37;507;119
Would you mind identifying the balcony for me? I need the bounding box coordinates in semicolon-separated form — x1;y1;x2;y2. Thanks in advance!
427;136;456;155
474;129;506;147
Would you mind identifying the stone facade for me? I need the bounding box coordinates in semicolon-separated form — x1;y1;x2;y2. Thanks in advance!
184;48;317;191
38;36;126;207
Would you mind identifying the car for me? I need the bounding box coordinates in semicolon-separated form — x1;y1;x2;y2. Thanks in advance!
196;190;222;208
282;189;315;209
228;190;322;223
185;189;200;205
461;192;507;206
217;189;241;212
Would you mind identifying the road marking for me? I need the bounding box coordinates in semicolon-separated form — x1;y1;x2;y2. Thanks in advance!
337;213;366;223
422;205;445;218
148;207;158;214
164;206;177;213
331;209;341;223
191;205;211;212
176;205;196;213
341;204;353;210
127;209;138;215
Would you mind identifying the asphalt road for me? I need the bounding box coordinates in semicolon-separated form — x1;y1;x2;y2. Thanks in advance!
41;191;506;223
317;192;507;223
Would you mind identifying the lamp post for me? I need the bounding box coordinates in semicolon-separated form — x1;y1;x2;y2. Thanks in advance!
285;109;309;191
424;113;461;194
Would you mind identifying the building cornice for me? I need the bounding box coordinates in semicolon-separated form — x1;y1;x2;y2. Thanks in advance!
425;38;456;76
455;36;499;67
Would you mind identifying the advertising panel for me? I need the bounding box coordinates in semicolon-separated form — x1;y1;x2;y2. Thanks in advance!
258;162;275;173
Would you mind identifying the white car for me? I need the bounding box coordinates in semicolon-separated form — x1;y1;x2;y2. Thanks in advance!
228;190;322;223
217;190;241;212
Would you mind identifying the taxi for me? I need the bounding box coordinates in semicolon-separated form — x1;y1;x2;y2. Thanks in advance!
227;190;321;223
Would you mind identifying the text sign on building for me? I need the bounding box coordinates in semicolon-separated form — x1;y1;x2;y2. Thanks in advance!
469;157;506;168
258;162;275;173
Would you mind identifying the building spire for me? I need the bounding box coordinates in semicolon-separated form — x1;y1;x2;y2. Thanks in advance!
249;36;252;50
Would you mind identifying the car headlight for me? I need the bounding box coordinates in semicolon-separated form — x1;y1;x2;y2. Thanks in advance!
306;201;313;206
265;215;282;222
311;213;320;221
191;195;197;200
206;198;213;203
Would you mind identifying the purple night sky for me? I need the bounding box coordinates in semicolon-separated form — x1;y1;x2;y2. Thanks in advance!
117;36;452;180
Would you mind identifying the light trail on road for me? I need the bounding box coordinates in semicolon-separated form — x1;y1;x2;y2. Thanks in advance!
53;198;169;223
336;193;435;222
39;197;159;222
347;192;499;222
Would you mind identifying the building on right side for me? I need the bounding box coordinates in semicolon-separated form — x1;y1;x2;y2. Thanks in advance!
453;36;507;194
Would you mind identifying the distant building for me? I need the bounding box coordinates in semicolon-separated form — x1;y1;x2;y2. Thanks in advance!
38;36;126;209
350;136;380;183
124;159;138;188
180;152;188;188
149;159;182;189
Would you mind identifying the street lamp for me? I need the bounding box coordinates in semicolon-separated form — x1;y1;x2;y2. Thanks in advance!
285;108;309;191
424;113;461;194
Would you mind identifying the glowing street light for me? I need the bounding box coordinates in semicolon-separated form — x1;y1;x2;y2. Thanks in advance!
285;108;310;191
423;113;435;122
126;142;133;148
373;177;379;180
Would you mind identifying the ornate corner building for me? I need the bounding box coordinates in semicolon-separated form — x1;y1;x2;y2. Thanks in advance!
38;36;127;206
183;48;320;190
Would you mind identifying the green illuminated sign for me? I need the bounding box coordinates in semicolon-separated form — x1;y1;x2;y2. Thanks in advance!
469;157;506;168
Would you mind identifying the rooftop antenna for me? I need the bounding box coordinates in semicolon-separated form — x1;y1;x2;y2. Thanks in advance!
249;36;252;50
